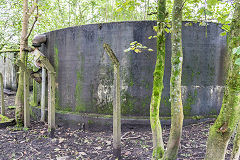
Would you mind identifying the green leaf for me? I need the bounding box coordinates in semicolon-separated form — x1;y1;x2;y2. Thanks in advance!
222;24;230;32
233;46;240;55
235;58;240;66
185;22;192;26
164;28;170;33
116;7;123;12
166;23;171;28
134;49;141;53
148;36;152;39
206;0;217;6
148;48;153;52
130;41;137;45
220;32;226;37
124;48;131;53
205;9;213;16
153;26;158;32
198;7;205;15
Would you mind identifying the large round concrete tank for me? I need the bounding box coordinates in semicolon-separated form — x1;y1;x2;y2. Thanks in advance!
40;21;227;117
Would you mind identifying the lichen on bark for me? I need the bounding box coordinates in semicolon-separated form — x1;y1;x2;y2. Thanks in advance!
163;0;184;159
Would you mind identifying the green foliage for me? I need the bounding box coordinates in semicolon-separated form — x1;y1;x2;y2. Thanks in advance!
8;105;16;109
206;0;218;7
233;46;240;67
233;46;240;55
124;41;153;53
0;114;11;123
0;0;235;55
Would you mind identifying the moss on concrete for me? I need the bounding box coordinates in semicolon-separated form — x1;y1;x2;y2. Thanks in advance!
75;71;85;112
183;90;197;116
54;46;60;110
121;90;136;115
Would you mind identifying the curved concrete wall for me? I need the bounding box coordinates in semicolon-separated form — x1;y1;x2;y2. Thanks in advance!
40;21;227;116
0;53;17;91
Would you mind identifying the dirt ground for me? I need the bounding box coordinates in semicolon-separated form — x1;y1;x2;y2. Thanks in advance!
0;95;235;160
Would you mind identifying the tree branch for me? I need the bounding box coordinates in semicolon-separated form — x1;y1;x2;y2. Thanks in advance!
24;14;38;41
0;49;20;53
29;0;38;16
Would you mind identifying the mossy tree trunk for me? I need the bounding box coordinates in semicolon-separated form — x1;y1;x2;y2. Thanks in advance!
150;0;166;159
205;1;240;160
231;121;240;160
163;0;184;159
15;0;38;124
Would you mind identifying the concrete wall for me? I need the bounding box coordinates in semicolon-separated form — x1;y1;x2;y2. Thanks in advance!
0;53;17;91
40;21;227;116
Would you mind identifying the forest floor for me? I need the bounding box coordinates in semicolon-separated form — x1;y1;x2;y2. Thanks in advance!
0;94;234;160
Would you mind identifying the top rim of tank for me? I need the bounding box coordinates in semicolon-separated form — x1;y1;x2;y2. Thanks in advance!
42;20;223;35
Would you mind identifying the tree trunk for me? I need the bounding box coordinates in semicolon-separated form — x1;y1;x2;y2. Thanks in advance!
231;121;240;160
150;0;166;159
163;0;184;159
15;0;38;124
205;1;240;160
15;0;29;124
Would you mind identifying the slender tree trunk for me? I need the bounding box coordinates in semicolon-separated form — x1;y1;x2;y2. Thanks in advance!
231;121;240;160
163;0;184;159
15;0;38;124
205;1;240;160
150;0;166;159
15;0;29;123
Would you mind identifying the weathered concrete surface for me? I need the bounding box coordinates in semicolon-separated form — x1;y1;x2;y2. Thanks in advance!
40;21;227;116
0;53;17;91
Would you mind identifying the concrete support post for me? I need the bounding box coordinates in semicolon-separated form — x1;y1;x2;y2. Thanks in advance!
24;71;30;128
33;48;56;137
0;73;4;116
40;68;46;122
48;71;55;134
103;43;121;159
113;64;121;158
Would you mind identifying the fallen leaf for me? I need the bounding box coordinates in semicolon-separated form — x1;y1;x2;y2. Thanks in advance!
125;151;131;156
79;152;87;156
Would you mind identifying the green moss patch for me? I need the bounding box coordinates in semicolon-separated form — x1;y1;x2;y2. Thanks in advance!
8;106;16;110
0;114;12;123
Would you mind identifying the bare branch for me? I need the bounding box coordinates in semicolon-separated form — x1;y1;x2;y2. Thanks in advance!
0;49;20;53
29;0;38;16
24;15;38;41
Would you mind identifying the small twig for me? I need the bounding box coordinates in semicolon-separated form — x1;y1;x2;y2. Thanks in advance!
181;0;187;10
147;12;157;15
122;135;141;140
28;0;38;16
0;49;20;53
16;152;24;160
121;131;132;139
